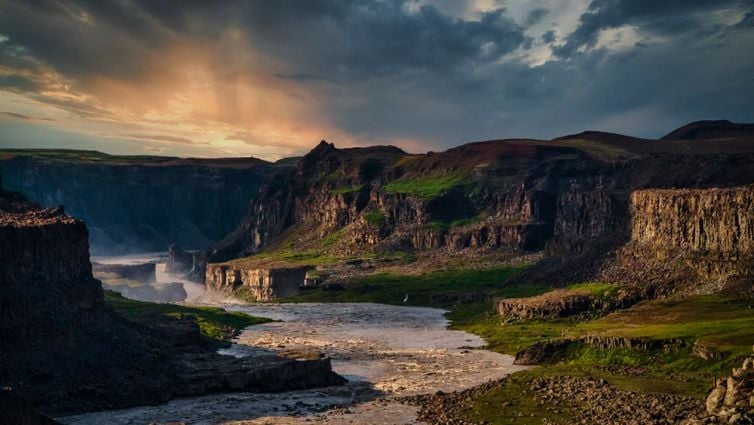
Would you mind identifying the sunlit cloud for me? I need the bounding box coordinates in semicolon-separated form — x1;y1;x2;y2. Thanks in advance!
0;0;752;159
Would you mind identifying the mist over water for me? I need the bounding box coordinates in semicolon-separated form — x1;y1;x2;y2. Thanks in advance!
92;252;204;303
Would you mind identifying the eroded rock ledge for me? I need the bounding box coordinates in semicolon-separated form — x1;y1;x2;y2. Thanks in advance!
205;263;312;301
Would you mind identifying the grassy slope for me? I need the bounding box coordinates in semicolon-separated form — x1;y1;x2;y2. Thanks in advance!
383;170;472;199
280;266;544;307
105;291;271;342
279;265;754;423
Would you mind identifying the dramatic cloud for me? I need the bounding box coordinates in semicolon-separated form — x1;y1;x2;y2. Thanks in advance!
0;0;752;159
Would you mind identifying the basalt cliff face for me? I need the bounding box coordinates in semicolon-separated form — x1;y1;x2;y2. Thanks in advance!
205;121;754;298
0;184;344;416
0;151;284;254
0;205;102;352
602;187;754;290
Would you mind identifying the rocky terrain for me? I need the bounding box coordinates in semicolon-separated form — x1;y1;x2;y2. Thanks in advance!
685;355;754;424
0;181;344;417
199;120;754;301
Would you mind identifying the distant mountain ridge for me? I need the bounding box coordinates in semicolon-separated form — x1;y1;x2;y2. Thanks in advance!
661;119;754;140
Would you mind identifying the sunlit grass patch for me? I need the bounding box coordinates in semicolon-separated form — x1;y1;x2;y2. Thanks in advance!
104;291;271;341
384;170;473;199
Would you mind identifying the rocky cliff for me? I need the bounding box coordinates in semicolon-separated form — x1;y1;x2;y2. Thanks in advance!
205;124;754;296
0;151;283;254
0;181;102;352
0;186;344;416
205;263;311;301
603;187;754;290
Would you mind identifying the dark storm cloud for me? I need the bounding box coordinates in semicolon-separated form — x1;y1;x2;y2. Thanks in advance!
554;0;753;57
0;0;752;155
525;7;548;26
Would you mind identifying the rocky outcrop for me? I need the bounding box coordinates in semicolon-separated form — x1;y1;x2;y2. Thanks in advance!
496;290;594;321
630;187;754;255
205;263;311;301
684;356;754;424
604;187;754;289
513;336;685;365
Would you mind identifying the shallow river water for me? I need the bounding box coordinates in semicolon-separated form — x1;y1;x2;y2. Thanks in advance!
61;302;526;425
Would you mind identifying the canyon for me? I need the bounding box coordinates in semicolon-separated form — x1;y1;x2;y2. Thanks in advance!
200;121;754;301
0;181;343;420
3;120;754;424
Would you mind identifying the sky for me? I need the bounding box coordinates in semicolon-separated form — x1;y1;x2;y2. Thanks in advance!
0;0;753;160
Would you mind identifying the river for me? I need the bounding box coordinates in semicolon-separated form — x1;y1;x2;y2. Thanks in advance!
62;257;525;424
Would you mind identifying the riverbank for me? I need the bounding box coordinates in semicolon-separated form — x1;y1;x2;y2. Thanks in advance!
277;264;754;424
63;302;525;424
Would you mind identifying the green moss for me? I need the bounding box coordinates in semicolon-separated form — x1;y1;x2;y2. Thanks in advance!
331;184;363;195
320;228;347;249
383;171;473;199
363;211;386;226
427;216;479;231
565;282;620;297
104;291;271;341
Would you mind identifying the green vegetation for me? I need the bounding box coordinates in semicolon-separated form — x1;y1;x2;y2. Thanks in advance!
331;184;363;195
427;216;479;231
459;369;580;425
276;256;753;420
566;282;621;297
104;291;271;341
384;170;472;199
363;210;386;226
281;266;542;308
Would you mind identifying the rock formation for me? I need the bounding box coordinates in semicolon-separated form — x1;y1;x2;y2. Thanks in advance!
604;186;754;290
0;187;344;416
205;263;312;301
684;356;754;424
166;244;207;281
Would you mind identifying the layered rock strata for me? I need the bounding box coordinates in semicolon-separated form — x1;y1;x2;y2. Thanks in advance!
205;263;311;301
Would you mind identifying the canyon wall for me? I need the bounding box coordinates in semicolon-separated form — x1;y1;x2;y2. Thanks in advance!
606;187;754;287
0;154;280;254
205;263;311;301
0;205;102;352
630;187;754;255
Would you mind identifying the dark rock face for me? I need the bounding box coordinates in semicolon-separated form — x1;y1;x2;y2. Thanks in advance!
0;203;103;352
0;155;279;254
166;244;207;281
0;389;61;425
0;189;344;416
